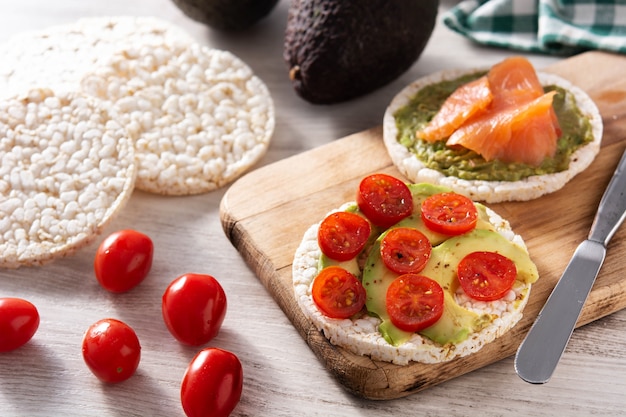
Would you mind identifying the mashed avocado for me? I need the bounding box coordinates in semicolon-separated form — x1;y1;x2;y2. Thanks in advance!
393;72;595;181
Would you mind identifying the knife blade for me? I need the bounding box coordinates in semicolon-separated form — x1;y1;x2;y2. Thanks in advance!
515;148;626;384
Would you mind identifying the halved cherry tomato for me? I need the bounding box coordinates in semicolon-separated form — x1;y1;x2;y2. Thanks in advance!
0;298;40;352
380;227;432;275
318;211;371;261
94;229;154;293
311;266;366;319
356;173;413;228
181;347;243;417
386;274;444;332
81;318;141;383
162;273;227;346
457;251;517;301
421;192;478;236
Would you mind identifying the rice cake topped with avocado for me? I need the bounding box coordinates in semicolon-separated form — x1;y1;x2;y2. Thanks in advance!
292;173;538;365
382;56;602;203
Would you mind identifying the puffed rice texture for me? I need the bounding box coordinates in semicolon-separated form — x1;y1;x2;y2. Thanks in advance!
0;88;137;268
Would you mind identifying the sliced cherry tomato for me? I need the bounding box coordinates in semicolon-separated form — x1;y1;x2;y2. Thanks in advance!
457;251;517;301
421;192;478;236
81;318;141;383
181;347;243;417
311;266;366;319
356;173;413;228
94;229;154;293
318;211;371;261
0;298;40;352
162;273;227;346
386;274;444;333
380;227;432;275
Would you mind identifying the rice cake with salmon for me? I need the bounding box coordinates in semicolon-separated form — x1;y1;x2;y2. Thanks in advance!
382;57;602;203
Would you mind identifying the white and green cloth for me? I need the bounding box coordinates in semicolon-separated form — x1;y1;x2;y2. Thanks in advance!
443;0;626;55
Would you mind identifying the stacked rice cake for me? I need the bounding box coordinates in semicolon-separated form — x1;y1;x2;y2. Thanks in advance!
0;16;275;268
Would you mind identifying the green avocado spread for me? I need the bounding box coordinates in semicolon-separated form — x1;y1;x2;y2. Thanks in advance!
393;72;595;181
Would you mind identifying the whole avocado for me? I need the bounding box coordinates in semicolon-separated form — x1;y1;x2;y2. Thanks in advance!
284;0;439;104
171;0;280;31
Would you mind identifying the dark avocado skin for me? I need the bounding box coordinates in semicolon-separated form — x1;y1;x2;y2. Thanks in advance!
172;0;280;31
284;0;439;104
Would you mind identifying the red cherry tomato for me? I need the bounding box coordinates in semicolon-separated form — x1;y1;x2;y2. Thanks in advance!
380;227;432;275
457;251;518;301
162;273;227;346
94;229;154;293
311;266;366;319
318;211;371;261
386;274;444;333
421;192;478;236
356;173;413;228
181;347;243;417
0;298;40;352
81;318;141;383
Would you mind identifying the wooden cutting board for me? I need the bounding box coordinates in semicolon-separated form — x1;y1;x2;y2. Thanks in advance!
219;51;626;400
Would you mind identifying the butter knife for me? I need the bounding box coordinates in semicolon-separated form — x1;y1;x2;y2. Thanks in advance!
515;148;626;384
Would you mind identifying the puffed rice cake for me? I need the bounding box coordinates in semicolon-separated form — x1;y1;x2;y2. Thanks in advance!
1;16;275;196
0;16;196;99
0;88;137;269
292;201;534;365
382;69;603;203
80;42;275;195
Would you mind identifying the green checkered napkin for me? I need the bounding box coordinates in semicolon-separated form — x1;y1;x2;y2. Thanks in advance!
443;0;626;55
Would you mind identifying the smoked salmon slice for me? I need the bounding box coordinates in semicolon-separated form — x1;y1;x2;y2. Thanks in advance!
417;76;493;142
416;56;562;166
503;100;562;166
488;56;544;109
447;90;559;165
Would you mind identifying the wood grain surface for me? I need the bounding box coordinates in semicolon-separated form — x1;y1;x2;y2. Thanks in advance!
220;51;626;400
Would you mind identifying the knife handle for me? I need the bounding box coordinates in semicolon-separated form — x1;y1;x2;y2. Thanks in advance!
588;149;626;246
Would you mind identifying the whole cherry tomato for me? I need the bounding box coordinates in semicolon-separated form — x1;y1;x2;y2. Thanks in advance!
81;318;141;383
0;298;40;352
317;211;371;261
181;347;243;417
356;173;413;228
162;273;227;346
94;229;154;293
457;251;518;301
312;266;366;319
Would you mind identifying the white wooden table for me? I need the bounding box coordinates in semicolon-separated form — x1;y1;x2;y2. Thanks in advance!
1;0;625;416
